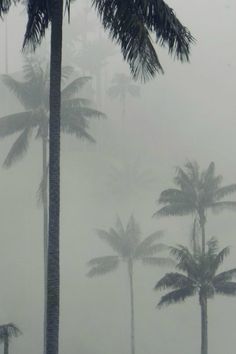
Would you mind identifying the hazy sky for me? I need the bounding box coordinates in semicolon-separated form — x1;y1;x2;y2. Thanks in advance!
0;1;236;354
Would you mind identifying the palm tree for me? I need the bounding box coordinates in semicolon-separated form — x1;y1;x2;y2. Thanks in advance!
155;239;236;354
0;57;103;353
22;3;194;354
0;324;21;354
108;73;140;121
154;161;236;253
88;215;172;354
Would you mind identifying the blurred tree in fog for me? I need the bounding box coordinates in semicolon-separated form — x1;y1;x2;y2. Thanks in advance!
88;215;172;354
0;323;21;354
0;56;104;350
154;161;236;253
155;239;236;354
108;73;140;124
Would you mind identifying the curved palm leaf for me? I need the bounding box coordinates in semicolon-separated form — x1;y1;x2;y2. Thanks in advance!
87;255;120;277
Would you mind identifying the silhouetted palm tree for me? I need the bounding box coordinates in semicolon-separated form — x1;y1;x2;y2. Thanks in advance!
108;73;140;121
155;239;236;354
0;57;103;353
154;161;236;253
88;215;172;354
23;3;194;354
0;324;21;354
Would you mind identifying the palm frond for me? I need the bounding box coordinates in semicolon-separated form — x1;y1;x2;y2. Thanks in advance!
96;229;125;254
155;272;193;290
2;75;33;109
0;0;18;16
154;203;195;217
62;76;91;100
215;184;236;200
3;127;32;168
87;255;119;277
0;111;35;138
134;230;164;257
158;286;196;307
214;282;236;296
159;188;190;204
0;323;21;341
213;269;236;284
211;201;236;214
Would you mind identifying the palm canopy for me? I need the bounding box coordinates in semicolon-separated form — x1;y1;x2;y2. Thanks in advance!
0;324;21;341
0;57;104;167
108;73;140;101
154;161;236;222
23;0;194;81
155;238;236;307
87;215;172;277
0;0;18;16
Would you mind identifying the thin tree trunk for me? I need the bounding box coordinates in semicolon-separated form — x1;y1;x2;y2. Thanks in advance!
47;1;63;354
128;261;135;354
5;18;8;74
4;336;9;354
42;136;48;354
199;212;206;255
200;296;208;354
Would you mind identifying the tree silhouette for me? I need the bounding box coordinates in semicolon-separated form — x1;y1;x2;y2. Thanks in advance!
154;161;236;253
88;215;172;354
155;239;236;354
0;324;21;354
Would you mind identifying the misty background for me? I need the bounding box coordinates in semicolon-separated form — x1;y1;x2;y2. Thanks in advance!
0;0;235;354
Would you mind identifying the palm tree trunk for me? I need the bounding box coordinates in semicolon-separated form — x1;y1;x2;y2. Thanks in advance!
128;261;135;354
5;18;8;74
199;212;206;254
42;136;48;354
200;295;208;354
47;1;63;354
4;336;9;354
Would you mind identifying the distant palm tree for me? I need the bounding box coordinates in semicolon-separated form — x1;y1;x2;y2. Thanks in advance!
0;57;104;352
0;324;21;354
155;239;236;354
108;73;140;121
154;161;236;253
88;215;172;354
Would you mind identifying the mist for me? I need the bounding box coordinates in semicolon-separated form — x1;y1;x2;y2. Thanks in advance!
0;1;236;354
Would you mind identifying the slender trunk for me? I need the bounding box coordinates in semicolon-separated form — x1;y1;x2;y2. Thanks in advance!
128;261;135;354
42;136;48;354
200;295;208;354
4;336;9;354
5;19;8;74
47;1;63;354
199;211;206;255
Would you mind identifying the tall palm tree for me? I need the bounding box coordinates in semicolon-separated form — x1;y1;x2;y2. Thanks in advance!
155;239;236;354
88;215;172;354
0;324;21;354
0;57;103;353
108;73;140;121
22;3;194;354
154;161;236;253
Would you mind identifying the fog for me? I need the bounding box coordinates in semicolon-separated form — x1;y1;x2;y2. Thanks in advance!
0;1;236;354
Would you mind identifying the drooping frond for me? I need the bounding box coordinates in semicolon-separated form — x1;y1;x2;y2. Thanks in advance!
0;111;35;138
134;230;165;258
211;201;236;214
92;0;164;81
214;184;236;200
0;0;18;17
87;255;119;277
155;272;193;290
61;114;95;143
2;75;34;109
154;203;195;217
0;323;21;342
213;269;236;284
96;229;125;254
3;127;32;168
214;282;236;296
62;77;91;100
159;188;189;204
158;286;196;307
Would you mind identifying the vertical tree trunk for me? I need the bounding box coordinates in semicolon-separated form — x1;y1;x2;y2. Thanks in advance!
200;296;208;354
5;18;8;74
47;1;63;354
128;261;135;354
4;336;9;354
199;211;206;254
42;135;48;354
